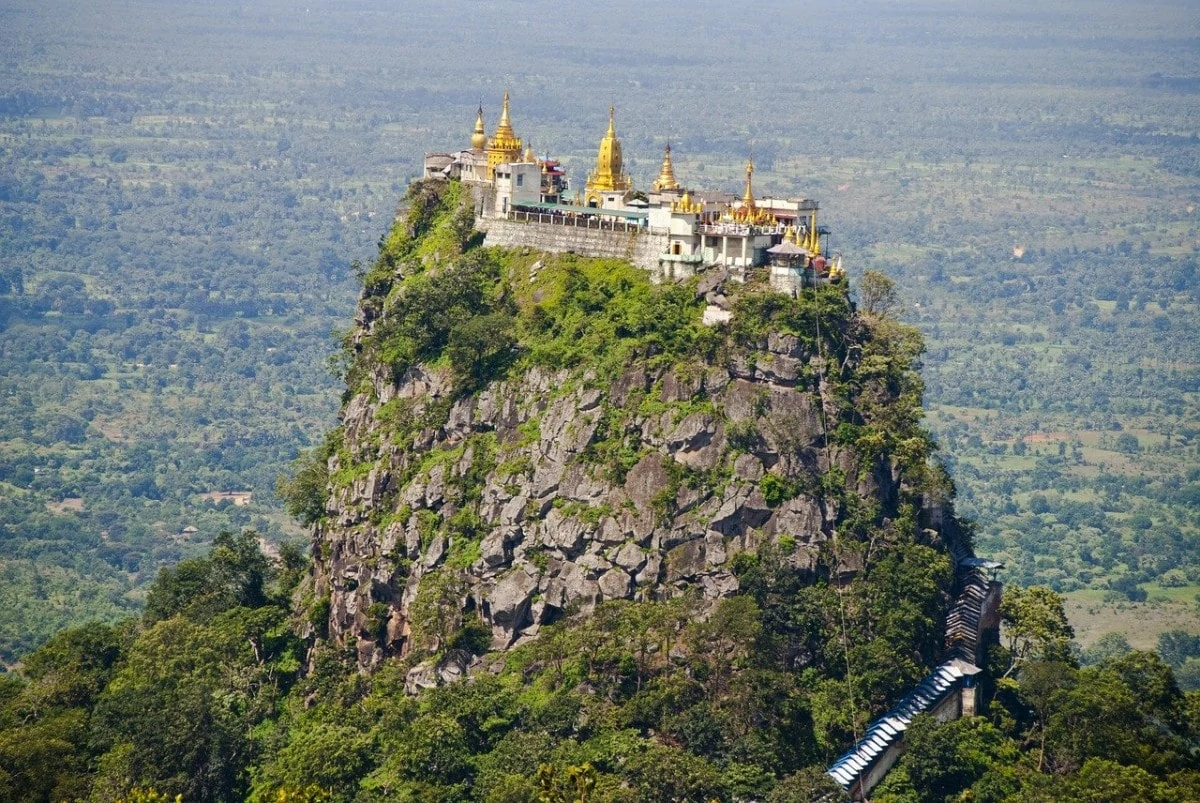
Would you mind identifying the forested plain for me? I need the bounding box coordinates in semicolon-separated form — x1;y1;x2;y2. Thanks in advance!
1;0;1197;678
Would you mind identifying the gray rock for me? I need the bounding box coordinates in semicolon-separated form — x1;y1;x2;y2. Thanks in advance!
480;526;519;568
546;560;600;610
700;572;739;598
636;553;662;586
425;464;446;508
500;495;528;524
404;648;474;694
422;534;446;568
598;569;632;600
488;566;539;638
614;541;646;571
542;507;586;554
766;494;825;542
705;532;728;566
625;454;670;512
733;453;764;481
597;515;626;546
576;552;613;578
666;539;706;583
667;412;720;470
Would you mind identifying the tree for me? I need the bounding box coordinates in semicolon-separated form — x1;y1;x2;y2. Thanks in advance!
1079;632;1131;666
876;714;1019;803
858;270;901;318
1158;629;1200;667
276;449;330;526
767;766;849;802
999;585;1074;676
143;530;272;623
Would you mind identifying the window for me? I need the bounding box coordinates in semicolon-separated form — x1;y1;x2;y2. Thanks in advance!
516;174;523;187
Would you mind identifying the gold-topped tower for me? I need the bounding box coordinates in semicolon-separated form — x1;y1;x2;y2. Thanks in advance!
730;157;773;225
471;105;487;151
486;93;523;178
652;143;680;192
585;105;633;202
805;210;821;254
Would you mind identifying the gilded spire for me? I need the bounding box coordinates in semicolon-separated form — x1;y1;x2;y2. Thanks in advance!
494;92;516;140
471;105;487;151
585;104;633;200
730;155;774;225
742;157;756;207
523;144;536;163
652;142;680;192
485;92;523;179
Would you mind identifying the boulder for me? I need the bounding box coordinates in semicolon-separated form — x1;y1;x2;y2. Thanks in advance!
488;566;539;637
598;569;632;600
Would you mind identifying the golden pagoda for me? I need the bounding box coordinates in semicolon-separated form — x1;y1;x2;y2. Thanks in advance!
672;190;703;214
486;92;523;179
652;143;680;192
585;105;633;202
805;210;821;253
729;157;774;225
470;105;487;151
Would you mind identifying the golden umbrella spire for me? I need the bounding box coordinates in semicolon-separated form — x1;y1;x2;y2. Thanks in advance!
742;157;756;207
471;104;486;151
653;142;680;192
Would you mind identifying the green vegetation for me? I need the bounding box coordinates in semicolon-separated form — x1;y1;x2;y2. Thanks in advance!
871;590;1200;801
3;540;1196;801
1;0;1196;666
0;531;305;802
1;1;1198;798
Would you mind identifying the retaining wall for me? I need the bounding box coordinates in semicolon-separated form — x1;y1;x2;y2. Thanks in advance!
481;218;669;271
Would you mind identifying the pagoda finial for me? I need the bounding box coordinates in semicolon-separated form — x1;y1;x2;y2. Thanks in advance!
485;92;522;179
492;91;517;142
653;141;680;192
471;104;487;151
585;104;632;199
742;156;756;207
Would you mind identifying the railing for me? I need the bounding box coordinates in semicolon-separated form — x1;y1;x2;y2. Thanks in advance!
506;209;646;233
697;222;787;236
659;252;704;263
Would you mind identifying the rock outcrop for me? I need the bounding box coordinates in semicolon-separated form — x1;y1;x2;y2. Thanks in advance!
306;181;946;677
311;314;914;673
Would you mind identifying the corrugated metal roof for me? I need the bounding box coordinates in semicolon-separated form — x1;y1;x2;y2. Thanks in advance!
825;660;974;791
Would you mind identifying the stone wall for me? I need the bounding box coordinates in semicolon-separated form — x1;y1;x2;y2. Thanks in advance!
482;218;669;271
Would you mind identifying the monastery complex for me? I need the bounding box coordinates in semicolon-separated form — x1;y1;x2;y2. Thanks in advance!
423;94;844;296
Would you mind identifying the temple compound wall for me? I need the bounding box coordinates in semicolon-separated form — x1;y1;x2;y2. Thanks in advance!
480;217;669;273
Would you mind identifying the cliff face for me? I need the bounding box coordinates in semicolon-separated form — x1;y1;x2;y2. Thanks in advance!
307;180;951;678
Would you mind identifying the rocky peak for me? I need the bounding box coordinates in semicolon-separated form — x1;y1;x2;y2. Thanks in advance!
305;180;949;680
